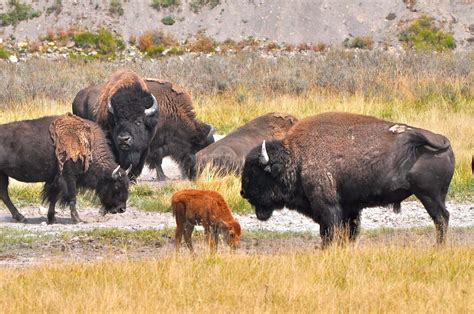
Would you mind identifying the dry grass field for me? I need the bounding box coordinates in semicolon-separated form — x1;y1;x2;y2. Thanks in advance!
0;244;472;313
0;51;472;312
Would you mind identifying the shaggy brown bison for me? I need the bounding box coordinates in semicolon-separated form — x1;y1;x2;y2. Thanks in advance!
73;77;214;180
241;112;455;247
144;79;215;180
72;70;159;179
0;114;130;224
196;112;297;175
171;189;241;253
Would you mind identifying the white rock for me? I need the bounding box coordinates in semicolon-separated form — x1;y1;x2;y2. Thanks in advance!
8;55;18;63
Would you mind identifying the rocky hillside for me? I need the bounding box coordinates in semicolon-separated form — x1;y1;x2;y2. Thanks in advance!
0;0;473;50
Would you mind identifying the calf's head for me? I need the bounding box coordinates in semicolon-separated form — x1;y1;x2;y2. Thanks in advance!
96;165;131;214
107;85;159;168
221;220;241;249
241;140;288;221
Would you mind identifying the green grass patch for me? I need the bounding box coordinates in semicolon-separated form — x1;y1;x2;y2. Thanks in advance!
0;228;54;252
189;0;220;13
73;28;125;58
399;15;456;51
161;15;175;26
151;0;180;10
0;0;41;27
0;46;12;59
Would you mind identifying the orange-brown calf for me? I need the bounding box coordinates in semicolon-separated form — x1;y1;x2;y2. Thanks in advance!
171;189;241;253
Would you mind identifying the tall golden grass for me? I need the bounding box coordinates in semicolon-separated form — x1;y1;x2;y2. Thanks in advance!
0;245;472;313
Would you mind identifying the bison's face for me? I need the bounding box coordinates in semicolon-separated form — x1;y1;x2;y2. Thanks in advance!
107;86;159;168
241;140;287;221
222;221;241;249
97;166;130;214
190;122;215;154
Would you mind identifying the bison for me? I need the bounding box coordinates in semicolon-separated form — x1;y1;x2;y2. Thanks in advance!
73;77;214;180
240;112;455;247
196;112;297;175
144;79;215;180
171;189;241;253
72;70;159;180
0;114;130;224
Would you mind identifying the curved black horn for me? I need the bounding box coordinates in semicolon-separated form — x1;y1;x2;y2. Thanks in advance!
125;164;132;176
259;140;269;165
144;95;158;116
107;98;114;114
111;165;121;179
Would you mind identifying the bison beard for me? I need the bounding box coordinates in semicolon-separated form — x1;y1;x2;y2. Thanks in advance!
241;112;455;248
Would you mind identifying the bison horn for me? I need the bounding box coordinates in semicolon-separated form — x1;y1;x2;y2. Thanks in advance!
111;165;121;179
107;98;114;114
207;125;215;139
125;164;132;176
259;140;269;165
144;95;158;116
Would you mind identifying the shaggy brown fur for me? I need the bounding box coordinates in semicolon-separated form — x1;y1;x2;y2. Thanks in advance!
196;112;297;174
171;189;241;253
95;70;149;123
49;113;93;173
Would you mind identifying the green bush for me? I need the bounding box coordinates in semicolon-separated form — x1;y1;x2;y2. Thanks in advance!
109;0;124;16
161;15;175;25
399;15;456;51
73;29;125;57
146;44;165;57
0;0;41;26
343;36;374;50
151;0;180;10
190;0;220;13
0;46;12;59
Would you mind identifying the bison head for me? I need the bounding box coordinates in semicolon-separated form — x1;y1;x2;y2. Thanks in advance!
191;122;215;153
106;85;159;170
96;165;131;214
241;140;289;221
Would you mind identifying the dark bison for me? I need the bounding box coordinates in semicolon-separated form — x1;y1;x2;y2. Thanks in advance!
0;114;130;224
196;112;297;175
73;77;214;180
72;70;159;179
240;112;455;247
144;78;215;180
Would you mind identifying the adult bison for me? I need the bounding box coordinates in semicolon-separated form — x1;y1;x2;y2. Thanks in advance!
73;77;214;180
240;112;455;247
196;112;297;175
144;79;215;180
0;114;130;224
72;70;159;179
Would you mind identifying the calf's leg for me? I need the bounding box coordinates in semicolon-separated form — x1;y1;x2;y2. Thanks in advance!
183;223;195;253
0;173;26;222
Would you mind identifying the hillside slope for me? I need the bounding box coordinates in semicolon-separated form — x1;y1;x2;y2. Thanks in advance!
0;0;473;49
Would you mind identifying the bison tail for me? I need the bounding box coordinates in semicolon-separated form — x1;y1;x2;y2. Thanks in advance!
409;129;451;151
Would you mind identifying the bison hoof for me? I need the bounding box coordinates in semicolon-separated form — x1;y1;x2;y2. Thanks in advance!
14;214;27;223
154;173;168;181
47;218;57;225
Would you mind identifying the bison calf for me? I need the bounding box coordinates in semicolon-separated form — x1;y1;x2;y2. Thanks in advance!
171;189;241;253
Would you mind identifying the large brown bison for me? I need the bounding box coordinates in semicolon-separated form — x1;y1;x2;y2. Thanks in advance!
72;70;159;179
0;114;130;224
144;79;215;180
196;112;297;175
240;112;455;247
73;77;214;180
171;189;241;253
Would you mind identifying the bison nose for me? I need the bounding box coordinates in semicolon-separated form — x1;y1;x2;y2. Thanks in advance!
118;207;126;213
240;189;244;197
118;134;132;144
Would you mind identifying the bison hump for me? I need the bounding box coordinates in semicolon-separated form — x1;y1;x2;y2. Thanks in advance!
49;113;93;173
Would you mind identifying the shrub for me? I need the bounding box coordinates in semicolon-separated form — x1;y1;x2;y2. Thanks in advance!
46;0;62;16
73;29;124;56
312;42;327;52
0;0;41;26
138;31;154;52
399;15;456;51
146;44;165;57
151;0;180;10
189;0;220;13
161;15;175;25
0;46;12;59
186;33;215;53
343;36;374;50
109;0;124;16
137;30;178;52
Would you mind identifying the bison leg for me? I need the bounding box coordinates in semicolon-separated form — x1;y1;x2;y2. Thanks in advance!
69;201;84;224
416;194;449;244
183;223;195;254
209;225;219;253
342;210;362;242
0;173;26;222
61;176;83;224
154;165;168;181
317;204;344;249
43;181;60;224
174;222;185;253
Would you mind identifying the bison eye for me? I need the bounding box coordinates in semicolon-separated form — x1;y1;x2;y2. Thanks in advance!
135;121;141;126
